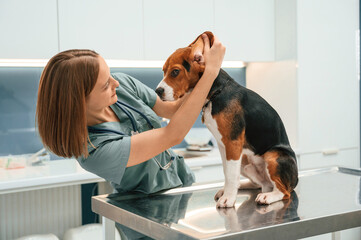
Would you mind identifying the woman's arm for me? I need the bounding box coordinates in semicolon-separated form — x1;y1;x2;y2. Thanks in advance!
127;35;225;167
152;93;190;119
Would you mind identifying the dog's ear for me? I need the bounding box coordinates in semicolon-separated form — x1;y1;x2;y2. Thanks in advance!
188;31;214;47
188;31;215;64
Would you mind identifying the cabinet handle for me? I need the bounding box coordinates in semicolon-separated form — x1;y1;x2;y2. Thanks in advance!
322;149;339;155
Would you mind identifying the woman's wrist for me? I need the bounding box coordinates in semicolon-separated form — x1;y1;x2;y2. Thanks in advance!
203;66;220;80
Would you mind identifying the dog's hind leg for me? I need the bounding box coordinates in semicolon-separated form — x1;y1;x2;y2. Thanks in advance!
255;151;297;205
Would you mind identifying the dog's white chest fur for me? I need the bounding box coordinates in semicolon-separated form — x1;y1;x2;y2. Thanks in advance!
202;102;224;147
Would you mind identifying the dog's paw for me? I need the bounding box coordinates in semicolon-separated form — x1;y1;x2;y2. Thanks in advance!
255;191;283;205
216;195;236;208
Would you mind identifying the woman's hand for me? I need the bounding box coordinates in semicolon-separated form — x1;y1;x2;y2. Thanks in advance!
152;92;190;119
202;34;226;78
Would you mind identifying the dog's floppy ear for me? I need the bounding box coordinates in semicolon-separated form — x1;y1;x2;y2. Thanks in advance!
188;31;214;64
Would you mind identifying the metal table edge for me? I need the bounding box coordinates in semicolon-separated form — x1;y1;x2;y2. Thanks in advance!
206;209;361;240
92;195;197;240
92;166;361;239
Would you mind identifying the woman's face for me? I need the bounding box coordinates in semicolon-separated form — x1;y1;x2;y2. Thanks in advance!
86;56;119;111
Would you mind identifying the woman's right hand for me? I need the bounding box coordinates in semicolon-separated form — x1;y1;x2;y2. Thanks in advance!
202;34;226;78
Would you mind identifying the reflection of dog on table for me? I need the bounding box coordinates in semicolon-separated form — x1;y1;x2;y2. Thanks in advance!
217;190;300;233
156;31;299;207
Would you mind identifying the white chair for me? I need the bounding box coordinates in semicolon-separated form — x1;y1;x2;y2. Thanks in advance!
15;234;59;240
63;223;121;240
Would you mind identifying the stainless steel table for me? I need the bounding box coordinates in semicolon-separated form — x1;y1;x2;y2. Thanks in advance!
92;166;361;239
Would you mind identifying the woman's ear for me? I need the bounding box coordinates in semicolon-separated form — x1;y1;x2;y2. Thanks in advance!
188;31;215;64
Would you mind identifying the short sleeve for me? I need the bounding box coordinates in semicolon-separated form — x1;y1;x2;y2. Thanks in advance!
112;72;157;108
77;136;131;185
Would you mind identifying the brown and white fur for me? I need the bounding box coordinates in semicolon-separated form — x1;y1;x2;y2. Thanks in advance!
156;31;298;208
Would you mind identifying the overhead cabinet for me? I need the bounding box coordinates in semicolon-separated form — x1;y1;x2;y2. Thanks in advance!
58;0;144;60
143;0;295;61
0;0;58;59
1;0;294;61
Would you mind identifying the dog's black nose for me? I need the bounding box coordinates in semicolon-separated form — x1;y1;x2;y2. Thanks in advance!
155;87;164;97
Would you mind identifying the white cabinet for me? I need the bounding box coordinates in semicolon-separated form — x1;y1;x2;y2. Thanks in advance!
247;0;360;170
214;0;275;61
298;149;359;170
214;0;296;61
296;0;359;154
1;0;287;61
190;164;224;183
143;0;214;60
143;0;294;61
58;0;143;60
297;0;359;168
0;0;58;59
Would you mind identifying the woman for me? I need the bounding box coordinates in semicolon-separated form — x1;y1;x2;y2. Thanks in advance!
36;34;225;194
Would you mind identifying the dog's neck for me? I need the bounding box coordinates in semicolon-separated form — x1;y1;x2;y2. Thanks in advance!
202;69;230;109
209;69;230;98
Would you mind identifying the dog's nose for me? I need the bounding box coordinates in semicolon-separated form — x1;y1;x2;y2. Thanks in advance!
155;87;164;98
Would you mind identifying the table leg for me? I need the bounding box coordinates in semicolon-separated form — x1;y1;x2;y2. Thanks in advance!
102;216;115;240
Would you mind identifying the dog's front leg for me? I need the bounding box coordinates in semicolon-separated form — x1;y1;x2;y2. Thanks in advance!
214;144;241;208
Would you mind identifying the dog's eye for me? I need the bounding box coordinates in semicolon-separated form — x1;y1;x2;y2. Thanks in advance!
171;69;180;78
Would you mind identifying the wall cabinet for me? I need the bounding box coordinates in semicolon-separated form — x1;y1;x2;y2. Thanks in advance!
58;0;143;60
1;0;293;61
0;0;58;59
214;0;296;61
143;0;214;60
143;0;294;61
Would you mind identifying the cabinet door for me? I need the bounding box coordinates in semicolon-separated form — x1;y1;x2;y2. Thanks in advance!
214;0;275;61
0;0;58;59
143;0;214;60
297;0;359;154
58;0;143;60
190;164;224;183
298;148;359;170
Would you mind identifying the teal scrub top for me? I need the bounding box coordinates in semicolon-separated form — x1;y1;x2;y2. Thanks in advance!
77;72;195;194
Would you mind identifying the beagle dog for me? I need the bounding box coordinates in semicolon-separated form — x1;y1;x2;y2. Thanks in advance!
156;31;298;207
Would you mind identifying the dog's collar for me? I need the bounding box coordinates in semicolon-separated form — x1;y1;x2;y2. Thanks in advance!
202;77;230;111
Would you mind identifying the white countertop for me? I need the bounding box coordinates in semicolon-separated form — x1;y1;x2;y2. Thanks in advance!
0;159;103;194
0;149;221;194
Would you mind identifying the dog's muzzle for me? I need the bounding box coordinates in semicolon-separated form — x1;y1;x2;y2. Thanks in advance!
155;87;164;98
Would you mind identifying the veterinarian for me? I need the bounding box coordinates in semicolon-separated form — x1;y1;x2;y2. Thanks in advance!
36;34;225;237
